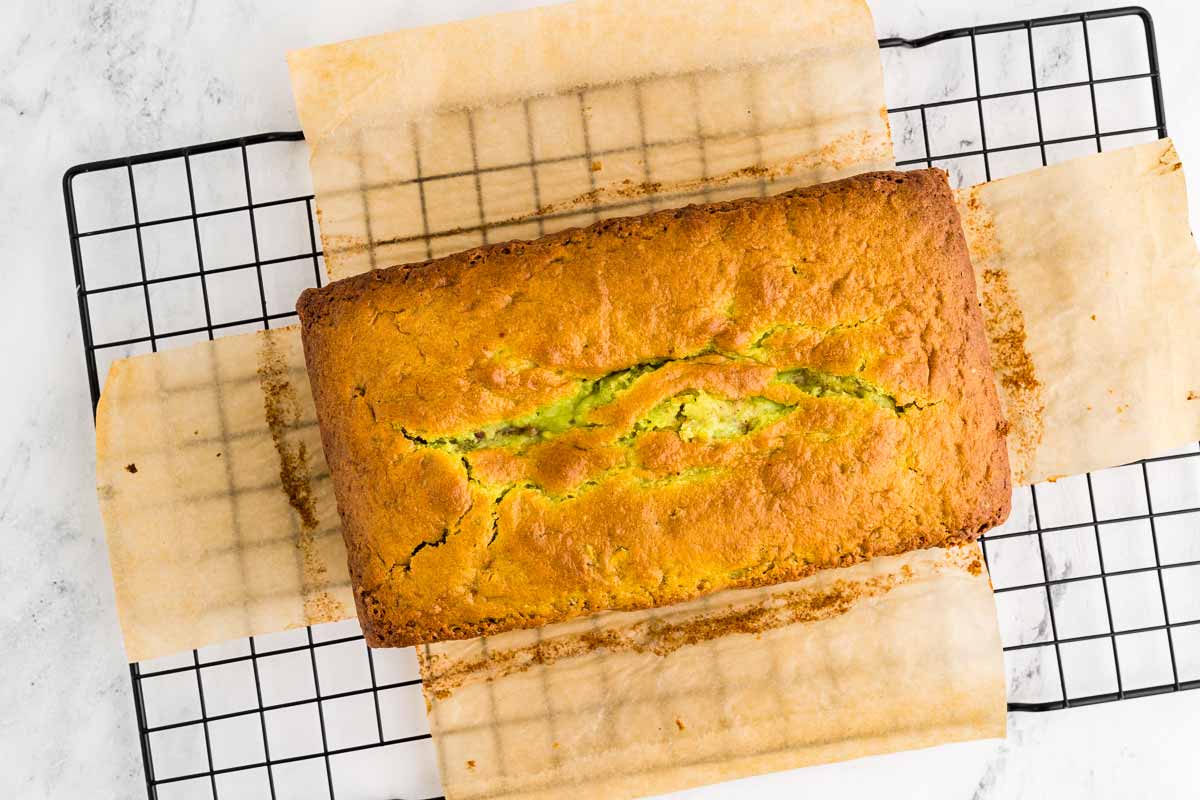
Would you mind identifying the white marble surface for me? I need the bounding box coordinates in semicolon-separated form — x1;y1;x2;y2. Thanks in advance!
3;0;1200;797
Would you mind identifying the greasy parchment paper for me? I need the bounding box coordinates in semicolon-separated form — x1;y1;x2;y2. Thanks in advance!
420;546;1001;800
287;0;894;281
95;328;351;661
958;139;1200;486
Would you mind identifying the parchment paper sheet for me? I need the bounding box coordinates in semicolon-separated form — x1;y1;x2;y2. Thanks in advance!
95;328;351;661
958;139;1200;486
287;0;895;281
421;545;1002;800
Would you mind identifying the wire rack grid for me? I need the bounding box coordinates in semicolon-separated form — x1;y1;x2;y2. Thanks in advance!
62;6;1200;800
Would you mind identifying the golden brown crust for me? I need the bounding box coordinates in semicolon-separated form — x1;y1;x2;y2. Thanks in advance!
298;170;1011;647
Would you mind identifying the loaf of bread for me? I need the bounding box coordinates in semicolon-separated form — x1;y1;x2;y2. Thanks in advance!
297;170;1011;647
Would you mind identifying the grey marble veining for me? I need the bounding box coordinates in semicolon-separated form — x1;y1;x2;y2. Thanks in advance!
3;0;1200;798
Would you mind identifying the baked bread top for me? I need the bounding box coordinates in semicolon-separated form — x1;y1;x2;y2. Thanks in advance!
298;169;1011;647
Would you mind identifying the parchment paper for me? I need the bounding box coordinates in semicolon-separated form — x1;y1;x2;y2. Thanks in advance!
95;328;351;661
958;139;1200;486
287;0;895;281
421;545;1002;800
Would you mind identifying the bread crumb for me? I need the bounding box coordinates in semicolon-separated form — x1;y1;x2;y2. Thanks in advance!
552;741;560;749
590;160;602;172
1090;314;1097;321
467;760;476;770
967;558;982;576
125;463;138;474
1188;391;1198;401
675;718;686;731
1117;404;1129;414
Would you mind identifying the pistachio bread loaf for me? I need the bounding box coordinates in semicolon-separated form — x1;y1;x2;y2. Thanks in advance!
297;169;1011;647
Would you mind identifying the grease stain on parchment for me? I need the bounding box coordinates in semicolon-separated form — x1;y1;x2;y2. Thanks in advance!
959;187;1045;485
422;566;912;701
320;128;891;263
257;329;346;624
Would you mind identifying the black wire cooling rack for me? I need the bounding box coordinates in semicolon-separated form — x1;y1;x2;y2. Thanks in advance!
63;6;1200;799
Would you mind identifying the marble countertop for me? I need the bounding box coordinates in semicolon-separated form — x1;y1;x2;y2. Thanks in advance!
3;0;1200;797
